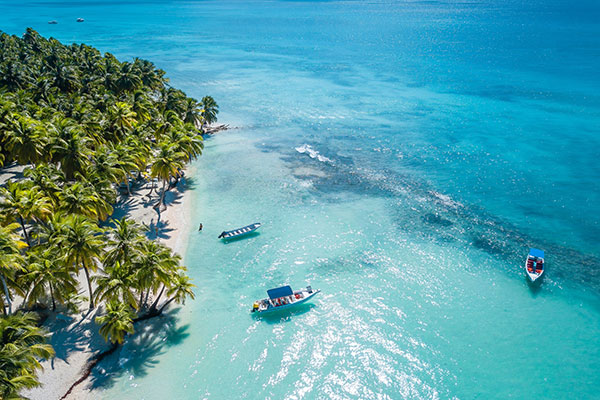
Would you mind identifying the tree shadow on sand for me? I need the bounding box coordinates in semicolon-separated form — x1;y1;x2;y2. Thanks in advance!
84;309;190;391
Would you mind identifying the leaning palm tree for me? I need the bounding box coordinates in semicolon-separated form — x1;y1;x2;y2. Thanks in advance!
0;312;54;398
132;239;178;309
150;143;184;209
199;95;219;130
95;301;135;344
158;272;195;314
59;215;103;309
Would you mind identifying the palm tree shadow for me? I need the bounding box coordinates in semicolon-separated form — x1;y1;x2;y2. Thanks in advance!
85;309;190;390
252;303;316;325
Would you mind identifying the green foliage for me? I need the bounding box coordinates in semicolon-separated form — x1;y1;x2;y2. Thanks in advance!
95;301;134;344
0;30;200;393
0;312;54;398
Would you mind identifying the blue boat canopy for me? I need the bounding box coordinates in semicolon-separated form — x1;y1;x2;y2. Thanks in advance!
529;248;544;259
267;286;293;299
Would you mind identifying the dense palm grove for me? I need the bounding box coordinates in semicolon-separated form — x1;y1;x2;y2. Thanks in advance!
0;29;217;397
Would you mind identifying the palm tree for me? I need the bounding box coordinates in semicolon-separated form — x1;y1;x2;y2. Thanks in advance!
23;164;64;207
94;261;137;309
49;119;89;180
0;312;54;398
108;101;137;139
1;114;46;164
0;224;26;314
182;97;204;128
59;215;103;309
0;181;52;245
132;240;178;309
104;218;143;267
199;95;219;130
23;251;77;311
95;301;134;344
150;143;184;209
158;272;195;313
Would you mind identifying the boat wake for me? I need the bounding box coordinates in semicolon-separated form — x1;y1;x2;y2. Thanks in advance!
295;144;333;164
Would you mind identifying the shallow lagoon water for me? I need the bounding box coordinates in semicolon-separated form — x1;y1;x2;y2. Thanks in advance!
2;0;599;398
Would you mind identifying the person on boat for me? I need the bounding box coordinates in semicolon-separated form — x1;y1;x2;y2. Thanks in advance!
198;223;203;231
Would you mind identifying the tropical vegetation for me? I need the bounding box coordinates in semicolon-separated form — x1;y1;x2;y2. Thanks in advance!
0;29;215;396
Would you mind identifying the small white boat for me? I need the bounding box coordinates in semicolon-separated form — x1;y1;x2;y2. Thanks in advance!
525;248;544;282
77;18;84;22
218;223;261;240
251;285;319;314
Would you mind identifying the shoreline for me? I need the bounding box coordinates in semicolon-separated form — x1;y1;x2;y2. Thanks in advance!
19;167;196;400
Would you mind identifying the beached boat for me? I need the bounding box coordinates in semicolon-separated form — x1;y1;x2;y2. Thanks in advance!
218;222;261;240
525;248;545;282
251;285;320;314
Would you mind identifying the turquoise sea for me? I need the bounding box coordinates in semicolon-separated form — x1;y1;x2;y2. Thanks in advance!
2;0;600;398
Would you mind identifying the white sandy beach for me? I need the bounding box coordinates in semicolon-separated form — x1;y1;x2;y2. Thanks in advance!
17;169;195;400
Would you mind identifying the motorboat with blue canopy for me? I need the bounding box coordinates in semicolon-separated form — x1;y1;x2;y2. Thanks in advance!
252;285;320;314
525;248;545;282
218;223;261;240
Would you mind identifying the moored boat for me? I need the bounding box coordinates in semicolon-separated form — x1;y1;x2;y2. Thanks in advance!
218;222;261;240
525;248;544;282
251;285;320;314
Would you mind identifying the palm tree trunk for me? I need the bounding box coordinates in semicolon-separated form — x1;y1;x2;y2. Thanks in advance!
50;282;56;311
149;285;165;311
19;215;31;246
0;274;12;315
138;291;144;310
158;296;176;314
82;262;95;310
159;180;167;208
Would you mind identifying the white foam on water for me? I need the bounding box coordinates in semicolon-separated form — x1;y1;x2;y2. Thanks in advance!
295;144;334;164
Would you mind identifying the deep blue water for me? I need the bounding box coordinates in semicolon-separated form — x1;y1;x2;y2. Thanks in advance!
2;1;599;398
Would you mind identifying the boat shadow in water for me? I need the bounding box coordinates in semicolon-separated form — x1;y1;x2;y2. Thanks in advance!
526;276;544;296
222;231;261;243
252;303;316;324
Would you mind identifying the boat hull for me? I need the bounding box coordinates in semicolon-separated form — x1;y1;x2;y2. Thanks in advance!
252;289;320;314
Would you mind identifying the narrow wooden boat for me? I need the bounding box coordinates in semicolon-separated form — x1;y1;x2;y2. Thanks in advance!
251;285;320;314
218;223;261;240
525;248;544;282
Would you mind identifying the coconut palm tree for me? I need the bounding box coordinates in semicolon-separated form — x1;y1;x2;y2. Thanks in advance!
132;240;178;309
59;215;103;309
104;218;143;267
0;312;54;398
49;120;89;180
158;272;195;313
199;95;219;129
94;261;137;309
95;301;134;344
1;114;45;164
150;143;184;209
182;97;204;128
0;181;52;245
22;251;77;311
